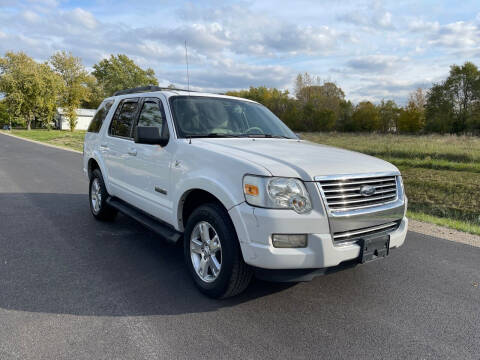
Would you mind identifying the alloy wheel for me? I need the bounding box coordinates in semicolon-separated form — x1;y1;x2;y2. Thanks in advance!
190;221;222;283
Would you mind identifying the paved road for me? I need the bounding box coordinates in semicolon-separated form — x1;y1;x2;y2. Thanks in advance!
0;133;479;360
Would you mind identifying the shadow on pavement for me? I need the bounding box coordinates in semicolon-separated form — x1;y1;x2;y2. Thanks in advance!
0;192;295;316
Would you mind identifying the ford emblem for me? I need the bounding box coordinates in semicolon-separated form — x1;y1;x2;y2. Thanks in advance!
360;185;376;196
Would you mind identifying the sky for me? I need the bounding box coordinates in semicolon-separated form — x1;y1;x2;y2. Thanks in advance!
1;0;479;104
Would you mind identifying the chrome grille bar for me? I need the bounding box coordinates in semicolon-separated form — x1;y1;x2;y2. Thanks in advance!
317;174;399;212
333;222;400;243
326;188;396;199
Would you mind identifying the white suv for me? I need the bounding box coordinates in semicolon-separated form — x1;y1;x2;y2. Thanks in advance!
83;86;408;298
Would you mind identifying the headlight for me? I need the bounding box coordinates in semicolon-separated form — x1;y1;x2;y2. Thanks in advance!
243;175;312;214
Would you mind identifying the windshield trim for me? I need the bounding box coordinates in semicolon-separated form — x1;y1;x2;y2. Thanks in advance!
168;95;297;140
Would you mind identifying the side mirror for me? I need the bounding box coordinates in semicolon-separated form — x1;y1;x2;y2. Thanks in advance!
134;126;169;146
295;133;302;140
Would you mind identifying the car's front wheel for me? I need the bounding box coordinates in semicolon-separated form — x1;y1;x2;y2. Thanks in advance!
184;203;253;298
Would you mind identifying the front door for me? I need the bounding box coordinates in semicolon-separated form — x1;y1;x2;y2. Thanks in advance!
128;97;173;222
103;98;140;203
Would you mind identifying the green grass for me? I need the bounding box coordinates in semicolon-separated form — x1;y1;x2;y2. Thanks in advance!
407;211;480;236
301;133;480;172
302;132;480;234
1;129;86;152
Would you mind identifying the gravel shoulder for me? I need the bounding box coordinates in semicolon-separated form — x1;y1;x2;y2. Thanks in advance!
409;219;480;248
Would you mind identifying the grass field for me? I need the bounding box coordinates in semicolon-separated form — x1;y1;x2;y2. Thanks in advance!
1;129;86;152
302;133;480;235
2;130;479;235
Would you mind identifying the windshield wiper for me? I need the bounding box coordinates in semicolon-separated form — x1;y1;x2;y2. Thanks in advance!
186;133;294;139
264;134;292;139
186;133;244;138
242;134;293;139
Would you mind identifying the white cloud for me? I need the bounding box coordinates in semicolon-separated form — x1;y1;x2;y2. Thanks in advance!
1;0;479;103
408;19;440;33
429;21;479;48
67;8;97;30
347;55;406;73
377;12;393;28
21;10;40;23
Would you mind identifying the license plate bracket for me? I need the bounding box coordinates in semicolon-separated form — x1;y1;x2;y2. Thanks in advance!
358;234;390;264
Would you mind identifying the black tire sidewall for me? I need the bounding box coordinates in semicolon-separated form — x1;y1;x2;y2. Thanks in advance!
89;169;110;218
184;203;239;298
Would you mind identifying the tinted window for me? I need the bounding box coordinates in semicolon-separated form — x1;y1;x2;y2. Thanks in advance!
109;101;138;138
87;100;114;133
138;102;164;128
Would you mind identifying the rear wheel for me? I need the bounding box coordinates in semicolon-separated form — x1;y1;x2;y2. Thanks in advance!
89;169;117;221
184;203;253;298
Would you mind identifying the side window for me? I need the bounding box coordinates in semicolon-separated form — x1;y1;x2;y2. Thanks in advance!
109;101;138;138
138;101;165;128
87;100;114;133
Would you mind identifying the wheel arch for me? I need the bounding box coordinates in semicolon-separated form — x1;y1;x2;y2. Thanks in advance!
86;153;113;194
87;158;100;179
177;187;237;232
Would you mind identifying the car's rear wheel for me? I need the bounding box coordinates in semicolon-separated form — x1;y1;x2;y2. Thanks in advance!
89;169;117;221
184;203;253;298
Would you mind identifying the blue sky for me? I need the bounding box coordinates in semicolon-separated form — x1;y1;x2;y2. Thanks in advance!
1;0;479;104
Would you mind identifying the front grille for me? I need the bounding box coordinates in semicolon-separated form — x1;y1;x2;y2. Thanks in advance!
333;221;400;244
318;175;398;212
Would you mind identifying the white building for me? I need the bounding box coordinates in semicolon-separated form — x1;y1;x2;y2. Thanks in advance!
56;108;96;130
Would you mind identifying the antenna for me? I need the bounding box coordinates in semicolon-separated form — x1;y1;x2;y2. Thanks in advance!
184;40;190;93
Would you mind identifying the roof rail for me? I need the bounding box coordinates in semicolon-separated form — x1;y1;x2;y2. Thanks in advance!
113;86;197;96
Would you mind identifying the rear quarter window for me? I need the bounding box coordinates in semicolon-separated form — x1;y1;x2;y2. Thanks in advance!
87;100;114;133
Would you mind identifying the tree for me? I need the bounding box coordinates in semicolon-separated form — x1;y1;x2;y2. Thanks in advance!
396;89;426;134
444;62;480;132
0;51;62;130
50;51;90;131
226;86;294;126
378;99;400;133
398;107;423;133
352;102;380;131
92;54;158;97
81;75;104;109
294;72;321;103
337;100;354;131
425;62;480;133
425;83;455;133
0;99;8;127
37;62;64;129
294;73;345;120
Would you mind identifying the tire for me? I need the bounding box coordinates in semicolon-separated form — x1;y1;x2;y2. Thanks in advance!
184;203;253;298
89;169;117;221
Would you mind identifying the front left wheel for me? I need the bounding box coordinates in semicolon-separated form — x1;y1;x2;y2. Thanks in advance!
184;203;253;298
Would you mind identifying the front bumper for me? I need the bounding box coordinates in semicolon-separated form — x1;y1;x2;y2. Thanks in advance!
229;202;408;270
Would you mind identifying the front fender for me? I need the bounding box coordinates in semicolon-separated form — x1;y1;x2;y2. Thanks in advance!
172;175;243;231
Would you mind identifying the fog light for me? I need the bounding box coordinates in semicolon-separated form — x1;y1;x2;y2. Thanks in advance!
272;234;308;248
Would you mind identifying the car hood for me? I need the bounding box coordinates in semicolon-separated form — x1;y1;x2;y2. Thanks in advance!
192;138;399;180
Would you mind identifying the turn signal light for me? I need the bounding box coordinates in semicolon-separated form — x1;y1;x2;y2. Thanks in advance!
244;184;259;196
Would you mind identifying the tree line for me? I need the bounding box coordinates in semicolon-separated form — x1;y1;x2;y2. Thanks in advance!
1;50;479;134
227;64;480;135
0;52;158;131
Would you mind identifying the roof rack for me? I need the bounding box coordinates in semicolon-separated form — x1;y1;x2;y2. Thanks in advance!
113;86;197;96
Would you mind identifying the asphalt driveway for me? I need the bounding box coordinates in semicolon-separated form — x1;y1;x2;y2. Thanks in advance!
0;133;479;359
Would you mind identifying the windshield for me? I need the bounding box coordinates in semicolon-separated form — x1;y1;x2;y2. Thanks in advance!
169;96;297;139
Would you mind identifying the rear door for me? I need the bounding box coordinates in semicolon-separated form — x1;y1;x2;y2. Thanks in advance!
103;98;140;203
127;97;173;222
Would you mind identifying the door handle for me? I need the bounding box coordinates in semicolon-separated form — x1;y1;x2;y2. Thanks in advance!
128;148;137;156
100;144;109;151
